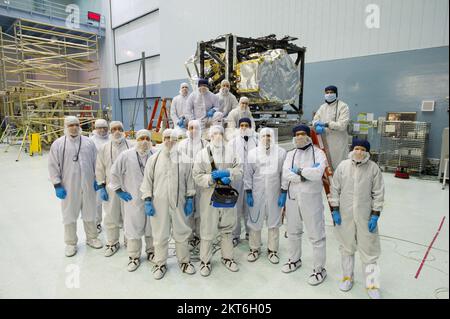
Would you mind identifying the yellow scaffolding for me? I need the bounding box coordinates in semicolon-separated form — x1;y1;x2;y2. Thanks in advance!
0;18;101;159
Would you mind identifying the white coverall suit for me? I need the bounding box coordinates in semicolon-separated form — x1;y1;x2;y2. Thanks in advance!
109;147;155;259
192;144;242;264
177;136;209;241
330;152;385;288
170;94;189;129
140;145;195;266
245;140;286;252
228;134;258;241
96;139;131;246
313;100;350;170
186;91;222;133
216;91;238;118
90;132;109;225
226;107;255;129
282;144;327;271
48;135;99;245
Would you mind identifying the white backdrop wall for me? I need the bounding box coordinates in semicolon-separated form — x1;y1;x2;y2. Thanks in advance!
159;0;449;82
114;11;161;64
110;0;159;28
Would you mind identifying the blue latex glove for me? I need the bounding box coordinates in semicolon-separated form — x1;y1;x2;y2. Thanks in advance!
246;192;254;207
55;186;67;200
220;176;231;185
177;118;185;128
93;181;100;191
145;200;155;217
368;215;379;233
184;197;194;217
211;169;230;180
117;190;132;202
99;188;109;201
315;125;325;135
206;108;216;118
289;166;301;175
312;163;320;168
278;191;287;208
315;121;326;127
332;210;342;225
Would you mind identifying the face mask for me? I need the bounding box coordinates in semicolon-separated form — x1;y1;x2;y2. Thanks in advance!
261;136;271;149
96;128;108;137
240;128;250;137
67;126;80;137
181;87;188;95
137;140;150;154
352;150;367;162
221;87;229;94
325;93;337;103
293;135;311;148
164;140;175;150
211;134;223;147
112;131;125;142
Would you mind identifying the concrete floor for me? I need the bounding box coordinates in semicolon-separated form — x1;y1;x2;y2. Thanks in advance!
0;144;448;299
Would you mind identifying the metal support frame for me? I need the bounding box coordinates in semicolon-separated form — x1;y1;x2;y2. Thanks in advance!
192;34;306;117
0;18;101;159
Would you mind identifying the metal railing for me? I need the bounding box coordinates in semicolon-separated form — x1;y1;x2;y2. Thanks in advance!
0;0;105;30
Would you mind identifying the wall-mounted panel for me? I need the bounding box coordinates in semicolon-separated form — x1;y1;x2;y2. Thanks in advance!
114;11;160;64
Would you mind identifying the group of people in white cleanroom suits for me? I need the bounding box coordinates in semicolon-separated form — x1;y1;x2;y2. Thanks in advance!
48;81;384;298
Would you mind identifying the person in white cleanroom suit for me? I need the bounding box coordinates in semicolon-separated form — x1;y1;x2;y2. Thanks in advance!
177;119;209;249
109;129;156;272
90;119;109;149
226;96;255;130
95;121;131;257
330;139;385;299
186;78;223;134
228;117;258;247
215;79;238;118
244;127;287;264
281;124;328;286
312;85;350;170
90;118;109;232
170;82;190;130
140;129;196;280
48;116;103;257
192;125;242;277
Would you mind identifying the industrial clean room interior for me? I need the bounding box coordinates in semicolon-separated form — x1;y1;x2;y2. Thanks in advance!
0;0;449;301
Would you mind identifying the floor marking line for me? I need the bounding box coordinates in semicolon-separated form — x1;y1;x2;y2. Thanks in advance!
415;216;446;279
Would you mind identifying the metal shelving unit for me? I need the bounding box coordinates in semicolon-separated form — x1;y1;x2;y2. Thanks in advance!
378;121;431;174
